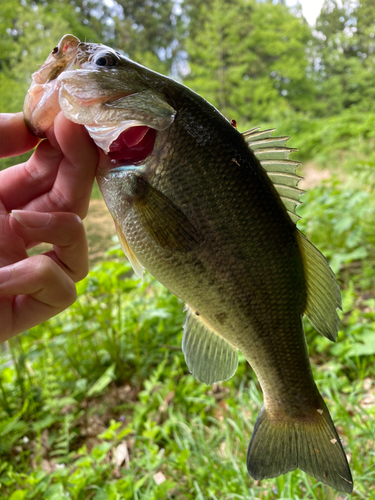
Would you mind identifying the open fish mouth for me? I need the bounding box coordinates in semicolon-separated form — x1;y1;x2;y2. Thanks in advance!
24;76;155;164
106;126;157;164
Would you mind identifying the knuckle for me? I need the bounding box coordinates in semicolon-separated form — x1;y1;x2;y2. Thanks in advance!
33;254;55;278
25;159;43;183
59;281;77;308
67;215;85;244
33;255;77;307
24;158;54;193
73;263;89;283
47;187;75;213
55;213;85;246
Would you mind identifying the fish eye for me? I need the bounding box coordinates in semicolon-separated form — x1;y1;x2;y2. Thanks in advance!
95;54;117;67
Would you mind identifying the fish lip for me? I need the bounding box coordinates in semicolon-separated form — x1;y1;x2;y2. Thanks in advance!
23;35;81;137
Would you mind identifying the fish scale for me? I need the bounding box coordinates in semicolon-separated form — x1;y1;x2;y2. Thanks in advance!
24;34;353;494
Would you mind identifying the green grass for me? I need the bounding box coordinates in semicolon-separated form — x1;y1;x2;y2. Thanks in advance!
270;110;375;168
1;138;375;499
239;110;375;181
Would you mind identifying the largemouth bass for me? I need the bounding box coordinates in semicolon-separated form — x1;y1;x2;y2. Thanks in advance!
24;35;353;494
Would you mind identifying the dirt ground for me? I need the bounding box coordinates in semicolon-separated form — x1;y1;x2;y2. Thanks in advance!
84;198;116;267
299;161;331;190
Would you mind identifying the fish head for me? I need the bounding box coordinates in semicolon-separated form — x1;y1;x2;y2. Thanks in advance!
24;35;176;165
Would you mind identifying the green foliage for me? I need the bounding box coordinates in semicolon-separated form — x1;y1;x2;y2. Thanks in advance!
312;0;375;116
183;0;375;121
267;110;375;168
1;187;375;498
298;166;375;280
184;0;312;122
111;0;182;74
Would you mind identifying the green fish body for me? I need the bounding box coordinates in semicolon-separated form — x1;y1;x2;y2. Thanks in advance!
24;35;353;493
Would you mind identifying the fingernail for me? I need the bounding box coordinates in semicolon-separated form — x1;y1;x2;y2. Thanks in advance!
11;210;52;228
0;266;12;284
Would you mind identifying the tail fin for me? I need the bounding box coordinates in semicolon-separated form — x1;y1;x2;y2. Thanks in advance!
246;403;353;494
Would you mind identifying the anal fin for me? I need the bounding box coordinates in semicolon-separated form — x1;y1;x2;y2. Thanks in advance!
182;306;238;385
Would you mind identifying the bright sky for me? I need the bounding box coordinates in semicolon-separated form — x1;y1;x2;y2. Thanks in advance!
286;0;326;26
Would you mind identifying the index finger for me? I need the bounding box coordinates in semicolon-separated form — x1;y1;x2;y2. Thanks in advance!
23;113;99;218
0;113;40;159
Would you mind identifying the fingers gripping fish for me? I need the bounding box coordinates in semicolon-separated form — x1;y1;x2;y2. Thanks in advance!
24;35;353;494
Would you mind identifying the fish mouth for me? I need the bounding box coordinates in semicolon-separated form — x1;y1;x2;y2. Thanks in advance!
107;126;157;165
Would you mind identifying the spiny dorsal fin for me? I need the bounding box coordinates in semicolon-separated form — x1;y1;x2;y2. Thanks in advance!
243;128;303;224
182;306;238;385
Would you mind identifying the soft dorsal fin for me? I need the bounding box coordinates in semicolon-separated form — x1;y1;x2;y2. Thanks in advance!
296;230;342;341
182;306;238;385
243;127;304;224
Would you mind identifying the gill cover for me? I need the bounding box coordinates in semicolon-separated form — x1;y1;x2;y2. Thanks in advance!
58;74;176;152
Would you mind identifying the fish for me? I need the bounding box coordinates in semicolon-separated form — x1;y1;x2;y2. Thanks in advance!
24;34;353;494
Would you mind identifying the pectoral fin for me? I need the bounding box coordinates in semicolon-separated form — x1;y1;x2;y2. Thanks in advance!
182;306;238;385
133;178;200;252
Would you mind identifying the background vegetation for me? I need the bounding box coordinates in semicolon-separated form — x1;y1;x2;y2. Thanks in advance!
1;0;375;498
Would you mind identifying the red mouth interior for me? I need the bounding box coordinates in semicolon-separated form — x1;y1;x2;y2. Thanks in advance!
108;126;156;164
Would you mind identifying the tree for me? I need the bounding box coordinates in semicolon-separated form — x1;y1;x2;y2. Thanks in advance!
112;0;182;74
313;0;375;115
183;0;313;124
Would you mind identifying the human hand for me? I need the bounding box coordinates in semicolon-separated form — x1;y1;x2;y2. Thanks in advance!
0;112;99;342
